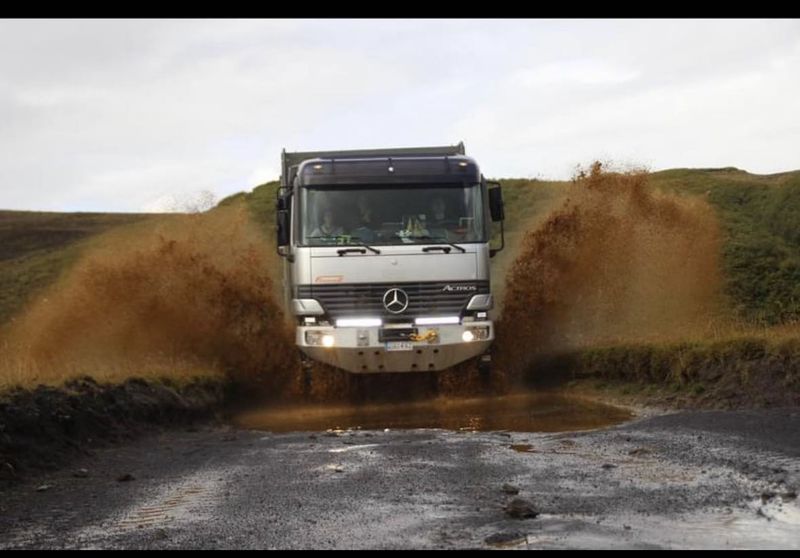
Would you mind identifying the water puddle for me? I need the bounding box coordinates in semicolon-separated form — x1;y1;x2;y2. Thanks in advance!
233;392;633;433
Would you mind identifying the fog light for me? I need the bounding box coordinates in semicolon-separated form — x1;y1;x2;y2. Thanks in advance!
467;325;491;340
462;330;475;342
322;334;335;348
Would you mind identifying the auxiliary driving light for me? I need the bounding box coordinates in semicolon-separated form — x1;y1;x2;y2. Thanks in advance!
336;318;382;327
322;334;335;348
415;316;459;326
462;330;475;342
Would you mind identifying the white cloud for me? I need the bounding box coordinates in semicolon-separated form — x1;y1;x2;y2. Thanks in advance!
0;19;798;211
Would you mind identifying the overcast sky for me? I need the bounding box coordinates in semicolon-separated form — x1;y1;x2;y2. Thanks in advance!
1;19;798;213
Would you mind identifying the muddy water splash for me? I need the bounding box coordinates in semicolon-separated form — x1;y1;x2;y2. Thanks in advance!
1;204;298;393
496;162;723;379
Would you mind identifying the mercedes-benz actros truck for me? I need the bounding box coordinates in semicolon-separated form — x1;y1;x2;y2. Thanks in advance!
275;142;504;380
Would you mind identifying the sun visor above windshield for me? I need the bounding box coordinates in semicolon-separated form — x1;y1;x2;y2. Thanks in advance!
298;157;481;187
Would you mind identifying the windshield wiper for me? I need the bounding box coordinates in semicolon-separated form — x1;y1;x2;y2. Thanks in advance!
414;235;466;253
306;235;380;254
349;237;381;254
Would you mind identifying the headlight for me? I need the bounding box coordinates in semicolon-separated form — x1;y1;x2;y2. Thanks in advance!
306;331;335;347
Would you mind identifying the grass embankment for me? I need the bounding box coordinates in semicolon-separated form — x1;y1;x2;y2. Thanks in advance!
0;375;230;484
528;331;800;410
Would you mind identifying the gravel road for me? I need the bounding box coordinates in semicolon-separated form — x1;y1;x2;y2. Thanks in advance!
1;406;798;549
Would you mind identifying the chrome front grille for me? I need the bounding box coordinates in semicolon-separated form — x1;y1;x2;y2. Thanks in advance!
297;281;489;321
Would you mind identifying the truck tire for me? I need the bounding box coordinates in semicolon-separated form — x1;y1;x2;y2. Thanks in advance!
478;352;492;385
299;351;315;398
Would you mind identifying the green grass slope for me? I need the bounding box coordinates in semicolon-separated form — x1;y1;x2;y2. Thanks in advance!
650;168;800;324
0;211;152;326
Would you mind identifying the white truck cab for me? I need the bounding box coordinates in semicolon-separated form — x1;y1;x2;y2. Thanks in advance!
275;143;505;377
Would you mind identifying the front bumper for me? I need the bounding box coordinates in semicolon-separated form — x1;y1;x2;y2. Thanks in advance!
296;321;493;373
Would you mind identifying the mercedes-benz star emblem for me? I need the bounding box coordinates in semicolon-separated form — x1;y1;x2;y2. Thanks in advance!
382;288;409;314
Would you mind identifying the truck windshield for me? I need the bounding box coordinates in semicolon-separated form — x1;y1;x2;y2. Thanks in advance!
300;184;486;246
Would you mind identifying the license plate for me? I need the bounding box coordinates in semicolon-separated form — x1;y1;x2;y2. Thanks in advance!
385;341;413;351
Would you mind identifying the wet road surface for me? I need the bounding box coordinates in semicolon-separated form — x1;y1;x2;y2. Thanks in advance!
1;398;798;549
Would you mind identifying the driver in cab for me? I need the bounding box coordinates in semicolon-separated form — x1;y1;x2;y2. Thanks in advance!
310;208;343;241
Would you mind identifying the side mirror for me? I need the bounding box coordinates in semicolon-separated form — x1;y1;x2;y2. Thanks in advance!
276;208;290;247
486;181;504;257
488;184;504;222
276;187;292;259
276;195;288;212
